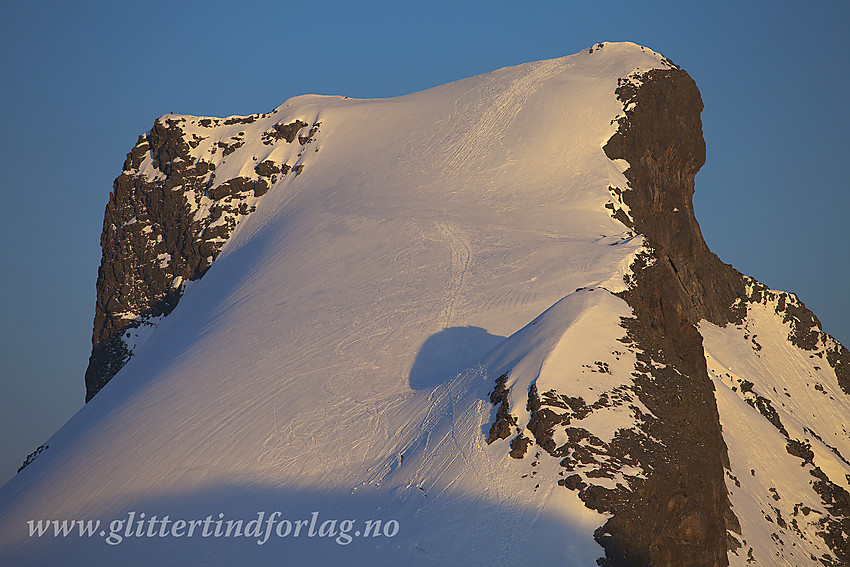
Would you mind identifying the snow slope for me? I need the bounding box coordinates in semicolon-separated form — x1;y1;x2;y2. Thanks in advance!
0;42;674;565
703;280;850;566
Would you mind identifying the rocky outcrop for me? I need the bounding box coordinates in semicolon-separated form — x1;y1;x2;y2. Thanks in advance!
594;65;741;567
17;444;47;473
599;62;848;567
487;372;517;443
85;114;319;401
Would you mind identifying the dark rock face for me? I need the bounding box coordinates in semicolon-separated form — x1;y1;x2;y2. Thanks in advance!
86;118;210;401
85;114;318;401
565;65;850;566
809;466;850;563
487;373;517;443
598;67;744;567
604;69;747;327
262;119;308;144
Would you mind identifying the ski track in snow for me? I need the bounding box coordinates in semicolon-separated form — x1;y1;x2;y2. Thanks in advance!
435;221;471;329
440;58;562;179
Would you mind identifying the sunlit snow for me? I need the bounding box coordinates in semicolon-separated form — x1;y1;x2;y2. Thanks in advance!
1;43;696;566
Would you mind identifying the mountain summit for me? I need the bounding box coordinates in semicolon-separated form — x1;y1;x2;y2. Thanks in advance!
2;42;849;566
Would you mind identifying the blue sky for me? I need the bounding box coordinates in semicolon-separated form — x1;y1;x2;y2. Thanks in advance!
1;0;848;485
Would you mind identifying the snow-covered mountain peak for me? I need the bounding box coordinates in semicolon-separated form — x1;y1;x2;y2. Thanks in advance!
2;43;849;567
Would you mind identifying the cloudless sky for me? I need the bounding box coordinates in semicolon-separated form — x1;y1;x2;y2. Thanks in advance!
1;0;848;485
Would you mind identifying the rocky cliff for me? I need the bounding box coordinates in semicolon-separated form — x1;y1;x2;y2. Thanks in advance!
85;113;319;400
605;64;850;566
